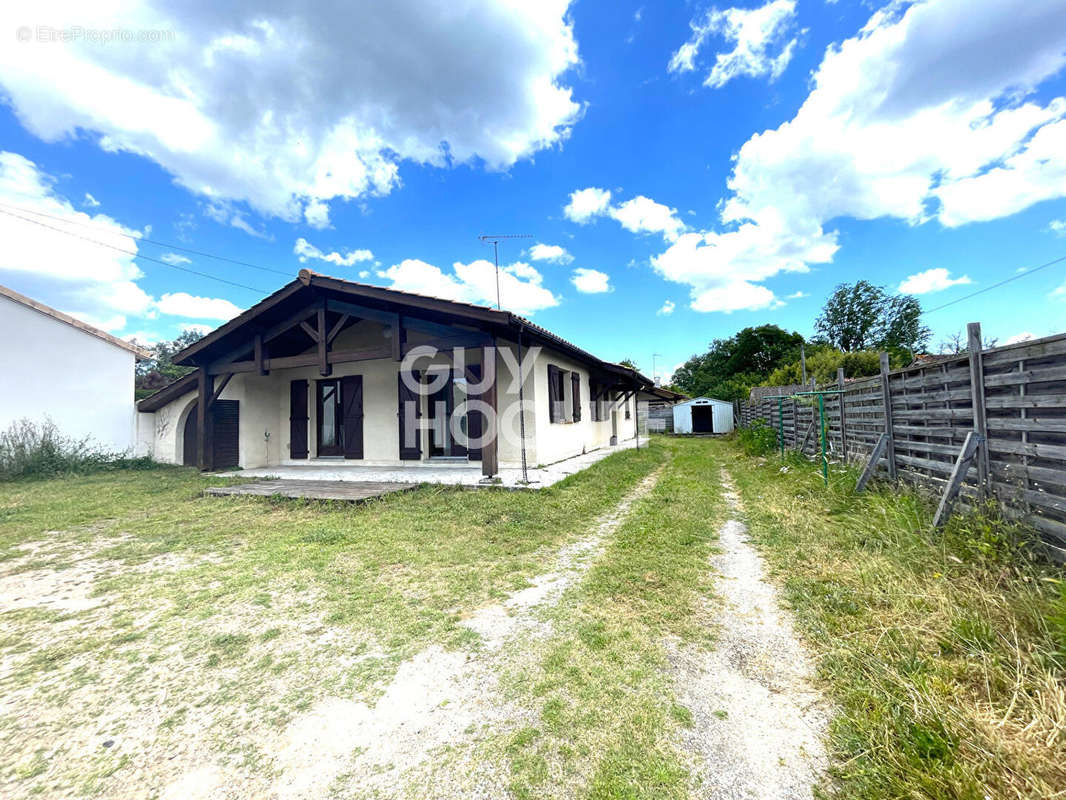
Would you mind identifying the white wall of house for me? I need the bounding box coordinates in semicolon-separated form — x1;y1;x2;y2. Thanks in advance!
0;292;138;452
531;347;637;467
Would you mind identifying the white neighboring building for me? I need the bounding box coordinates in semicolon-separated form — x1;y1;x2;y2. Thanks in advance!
0;284;148;452
672;397;734;435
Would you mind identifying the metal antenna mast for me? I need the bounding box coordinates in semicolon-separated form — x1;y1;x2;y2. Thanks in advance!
478;233;532;309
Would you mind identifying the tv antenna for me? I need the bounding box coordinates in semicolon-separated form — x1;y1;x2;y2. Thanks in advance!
478;233;533;309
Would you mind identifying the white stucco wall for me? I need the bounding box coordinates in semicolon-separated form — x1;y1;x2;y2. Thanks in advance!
530;347;637;467
0;293;137;452
139;324;637;470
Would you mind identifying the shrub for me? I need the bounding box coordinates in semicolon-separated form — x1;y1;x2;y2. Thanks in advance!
737;418;778;456
0;418;153;481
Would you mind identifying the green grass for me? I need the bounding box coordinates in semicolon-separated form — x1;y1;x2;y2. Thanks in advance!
0;442;668;798
502;437;725;799
718;438;1066;799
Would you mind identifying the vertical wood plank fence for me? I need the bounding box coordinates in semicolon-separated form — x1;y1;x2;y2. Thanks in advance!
737;325;1066;558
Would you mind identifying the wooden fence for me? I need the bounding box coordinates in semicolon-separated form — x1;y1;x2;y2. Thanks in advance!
737;324;1066;558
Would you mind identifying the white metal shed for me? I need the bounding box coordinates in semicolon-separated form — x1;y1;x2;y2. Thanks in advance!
672;397;734;435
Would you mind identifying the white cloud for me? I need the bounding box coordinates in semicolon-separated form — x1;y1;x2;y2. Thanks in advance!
690;279;779;313
564;187;685;241
124;330;163;346
662;0;1066;312
0;151;153;319
898;268;972;294
657;300;675;315
670;0;798;88
0;2;581;225
571;267;611;293
303;199;331;229
564;187;612;223
786;290;807;299
380;258;558;315
1053;282;1066;300
1003;331;1036;345
650;214;831;313
610;196;685;242
294;237;374;268
65;311;127;333
1048;219;1066;236
82;192;100;208
161;252;192;265
529;243;574;264
156;292;243;321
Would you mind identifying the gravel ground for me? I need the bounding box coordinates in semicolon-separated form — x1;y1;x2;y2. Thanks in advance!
669;469;830;800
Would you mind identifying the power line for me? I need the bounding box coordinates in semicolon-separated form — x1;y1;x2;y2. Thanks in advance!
0;207;271;295
923;252;1066;314
0;200;293;278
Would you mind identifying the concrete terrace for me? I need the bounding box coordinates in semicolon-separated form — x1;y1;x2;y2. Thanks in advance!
216;437;649;489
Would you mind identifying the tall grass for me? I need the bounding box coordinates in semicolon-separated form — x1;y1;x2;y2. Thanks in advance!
721;443;1066;798
0;418;153;481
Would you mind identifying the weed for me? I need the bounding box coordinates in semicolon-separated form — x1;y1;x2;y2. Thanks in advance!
736;419;778;456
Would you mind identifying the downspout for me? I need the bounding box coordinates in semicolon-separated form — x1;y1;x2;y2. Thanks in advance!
517;324;529;484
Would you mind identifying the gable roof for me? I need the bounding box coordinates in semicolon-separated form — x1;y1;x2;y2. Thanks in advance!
0;283;149;359
171;269;654;388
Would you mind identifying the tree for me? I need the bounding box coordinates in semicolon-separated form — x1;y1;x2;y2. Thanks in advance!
617;358;639;370
672;325;804;402
815;281;930;356
135;329;206;393
879;294;930;354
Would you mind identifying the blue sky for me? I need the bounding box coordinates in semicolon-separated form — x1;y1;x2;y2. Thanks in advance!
1;0;1065;382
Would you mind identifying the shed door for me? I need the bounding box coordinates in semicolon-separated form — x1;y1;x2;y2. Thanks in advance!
692;405;714;433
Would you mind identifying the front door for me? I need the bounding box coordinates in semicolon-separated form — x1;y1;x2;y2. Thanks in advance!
427;373;469;458
317;379;343;456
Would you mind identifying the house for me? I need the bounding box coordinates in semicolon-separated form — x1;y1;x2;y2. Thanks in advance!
136;270;656;477
645;386;688;433
0;283;148;451
672;397;734;435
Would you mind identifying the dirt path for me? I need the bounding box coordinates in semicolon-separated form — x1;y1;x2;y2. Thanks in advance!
162;465;666;800
670;469;829;800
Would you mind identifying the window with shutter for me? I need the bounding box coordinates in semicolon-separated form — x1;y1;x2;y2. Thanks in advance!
571;372;581;422
547;364;566;423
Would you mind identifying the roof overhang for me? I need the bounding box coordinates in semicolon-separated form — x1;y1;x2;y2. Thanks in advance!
167;269;654;391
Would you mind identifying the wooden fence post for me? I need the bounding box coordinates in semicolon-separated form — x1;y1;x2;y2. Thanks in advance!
880;352;897;481
967;322;991;496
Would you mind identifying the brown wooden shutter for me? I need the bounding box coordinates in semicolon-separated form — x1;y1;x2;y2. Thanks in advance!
572;372;581;422
289;379;309;459
397;370;422;460
341;375;364;459
212;400;240;468
466;364;483;461
547;364;559;422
